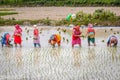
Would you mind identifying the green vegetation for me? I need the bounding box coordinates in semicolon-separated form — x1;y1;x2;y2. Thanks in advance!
67;9;120;26
0;0;120;6
0;11;18;16
0;9;120;26
0;8;18;16
0;8;15;11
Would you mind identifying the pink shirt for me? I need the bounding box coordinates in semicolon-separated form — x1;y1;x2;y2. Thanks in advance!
33;35;40;43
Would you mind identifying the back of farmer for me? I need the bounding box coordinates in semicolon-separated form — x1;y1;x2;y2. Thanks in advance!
1;32;11;47
107;35;118;47
87;23;96;46
49;34;61;47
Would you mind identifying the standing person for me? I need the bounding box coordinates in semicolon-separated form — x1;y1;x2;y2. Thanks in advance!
107;35;118;47
72;25;82;48
86;23;96;46
13;24;22;47
33;25;41;48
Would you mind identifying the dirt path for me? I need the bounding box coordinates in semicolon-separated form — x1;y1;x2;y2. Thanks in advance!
1;7;120;20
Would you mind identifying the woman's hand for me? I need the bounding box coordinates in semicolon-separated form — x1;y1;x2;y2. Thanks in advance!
12;35;14;38
17;34;21;36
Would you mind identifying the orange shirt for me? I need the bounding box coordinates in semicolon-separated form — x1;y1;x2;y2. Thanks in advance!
55;34;61;42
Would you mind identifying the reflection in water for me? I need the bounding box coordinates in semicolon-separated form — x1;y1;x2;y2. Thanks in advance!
88;47;95;61
15;48;22;67
33;48;41;64
50;48;61;60
4;48;12;60
1;48;13;79
72;48;81;67
108;47;118;62
0;47;120;80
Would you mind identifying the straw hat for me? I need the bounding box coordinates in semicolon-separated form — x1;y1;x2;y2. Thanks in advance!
33;25;38;29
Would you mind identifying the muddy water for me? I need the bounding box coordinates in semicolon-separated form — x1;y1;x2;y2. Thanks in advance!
0;26;120;80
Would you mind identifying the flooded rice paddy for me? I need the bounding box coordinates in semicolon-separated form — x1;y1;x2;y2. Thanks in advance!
0;26;120;80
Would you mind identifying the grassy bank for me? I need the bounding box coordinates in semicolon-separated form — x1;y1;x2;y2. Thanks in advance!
0;9;120;26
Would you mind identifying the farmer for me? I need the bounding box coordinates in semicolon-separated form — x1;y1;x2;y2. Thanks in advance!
49;34;61;47
13;24;22;47
86;23;96;46
1;32;12;47
72;25;82;48
107;36;118;47
33;25;41;48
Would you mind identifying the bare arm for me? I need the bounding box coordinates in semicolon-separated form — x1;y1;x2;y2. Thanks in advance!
109;40;112;47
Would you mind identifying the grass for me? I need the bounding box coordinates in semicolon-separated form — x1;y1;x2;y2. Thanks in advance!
0;8;15;11
0;11;18;16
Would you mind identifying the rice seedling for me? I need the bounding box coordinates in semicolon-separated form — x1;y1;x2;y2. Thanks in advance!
110;28;113;31
62;29;66;33
105;30;107;33
81;35;85;38
59;31;61;34
117;32;119;34
63;37;65;41
66;39;69;43
114;32;116;34
57;28;60;31
27;30;29;34
26;37;28;40
40;31;42;34
25;27;27;30
102;40;105;42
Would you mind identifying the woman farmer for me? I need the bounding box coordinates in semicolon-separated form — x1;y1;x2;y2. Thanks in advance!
33;25;41;48
86;23;96;46
1;32;11;47
49;34;61;47
72;25;82;48
13;24;22;47
107;35;118;47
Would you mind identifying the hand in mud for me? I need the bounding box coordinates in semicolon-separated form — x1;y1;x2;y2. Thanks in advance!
33;38;38;40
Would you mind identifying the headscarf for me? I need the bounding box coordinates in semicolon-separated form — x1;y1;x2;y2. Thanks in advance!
15;24;20;29
87;23;95;33
88;23;93;28
14;24;22;35
73;25;80;31
73;26;81;35
33;25;39;36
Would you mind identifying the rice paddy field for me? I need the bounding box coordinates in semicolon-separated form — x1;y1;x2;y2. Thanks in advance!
0;26;120;80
